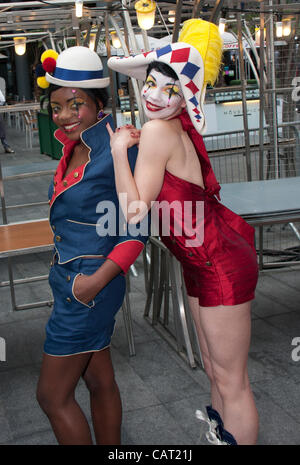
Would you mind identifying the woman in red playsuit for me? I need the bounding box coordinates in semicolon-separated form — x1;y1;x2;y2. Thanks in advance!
107;19;258;444
107;19;259;445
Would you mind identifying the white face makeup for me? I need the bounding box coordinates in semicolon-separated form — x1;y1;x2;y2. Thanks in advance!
141;69;185;120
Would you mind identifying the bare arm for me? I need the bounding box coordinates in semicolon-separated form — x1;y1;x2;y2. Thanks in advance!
107;120;174;223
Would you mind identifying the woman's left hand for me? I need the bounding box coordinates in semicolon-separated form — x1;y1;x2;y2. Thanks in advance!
106;123;140;153
73;273;100;305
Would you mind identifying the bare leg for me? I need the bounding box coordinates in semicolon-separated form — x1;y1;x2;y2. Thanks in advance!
188;296;223;418
36;352;93;445
189;297;259;445
83;348;122;445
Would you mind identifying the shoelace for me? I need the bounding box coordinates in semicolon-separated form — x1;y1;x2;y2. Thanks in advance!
195;409;219;444
195;409;237;445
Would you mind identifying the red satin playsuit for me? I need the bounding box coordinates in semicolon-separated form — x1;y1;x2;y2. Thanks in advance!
155;110;258;307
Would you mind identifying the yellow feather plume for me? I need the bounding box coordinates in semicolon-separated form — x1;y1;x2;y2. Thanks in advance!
179;19;223;86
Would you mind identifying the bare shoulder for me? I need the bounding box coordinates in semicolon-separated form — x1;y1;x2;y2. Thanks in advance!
137;119;177;165
141;119;178;139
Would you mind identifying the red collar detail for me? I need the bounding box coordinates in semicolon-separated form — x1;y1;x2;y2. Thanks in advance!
49;129;86;207
54;127;73;146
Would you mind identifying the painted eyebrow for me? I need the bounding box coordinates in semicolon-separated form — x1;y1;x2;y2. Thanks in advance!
147;74;156;82
50;97;83;105
148;74;178;87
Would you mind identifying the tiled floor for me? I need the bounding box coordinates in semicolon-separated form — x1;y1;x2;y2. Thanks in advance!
0;122;299;445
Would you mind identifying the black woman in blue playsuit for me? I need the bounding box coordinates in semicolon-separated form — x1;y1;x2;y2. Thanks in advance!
35;46;147;445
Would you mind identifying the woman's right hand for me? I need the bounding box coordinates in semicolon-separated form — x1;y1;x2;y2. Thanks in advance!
106;123;140;154
73;273;100;305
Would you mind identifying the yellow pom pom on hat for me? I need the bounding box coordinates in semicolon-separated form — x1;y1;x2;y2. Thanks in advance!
41;49;59;63
108;18;222;134
37;76;50;89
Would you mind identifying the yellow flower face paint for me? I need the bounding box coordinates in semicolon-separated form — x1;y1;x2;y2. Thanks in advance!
50;97;86;116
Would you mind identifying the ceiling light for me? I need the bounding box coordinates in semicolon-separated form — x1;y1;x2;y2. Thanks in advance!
255;27;266;46
219;18;226;35
135;0;156;31
110;31;121;49
14;37;26;56
168;10;175;23
276;21;283;38
75;0;83;18
283;19;291;37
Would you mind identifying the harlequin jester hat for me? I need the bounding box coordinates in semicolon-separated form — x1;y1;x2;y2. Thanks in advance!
108;19;222;134
38;46;110;88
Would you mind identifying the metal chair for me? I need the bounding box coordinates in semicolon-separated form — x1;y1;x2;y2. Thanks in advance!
22;110;39;148
143;236;202;369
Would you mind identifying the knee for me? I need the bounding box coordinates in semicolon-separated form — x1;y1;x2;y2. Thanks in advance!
36;384;52;414
84;371;117;397
213;365;250;400
36;384;66;416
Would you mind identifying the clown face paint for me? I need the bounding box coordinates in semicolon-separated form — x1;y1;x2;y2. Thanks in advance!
50;88;99;140
141;69;185;120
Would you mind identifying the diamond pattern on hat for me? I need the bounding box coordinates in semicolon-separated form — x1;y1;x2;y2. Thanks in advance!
185;80;199;95
156;45;172;58
170;48;191;63
107;41;206;134
189;96;199;107
181;62;200;80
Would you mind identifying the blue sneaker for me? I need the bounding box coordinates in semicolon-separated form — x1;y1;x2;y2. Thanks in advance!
215;424;238;445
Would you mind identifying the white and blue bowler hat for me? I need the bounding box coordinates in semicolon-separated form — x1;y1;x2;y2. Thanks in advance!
46;46;110;88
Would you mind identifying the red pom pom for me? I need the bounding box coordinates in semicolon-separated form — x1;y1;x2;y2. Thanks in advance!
42;57;56;73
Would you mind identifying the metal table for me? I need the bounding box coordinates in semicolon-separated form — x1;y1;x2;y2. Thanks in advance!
220;177;300;226
0;102;40;113
221;177;300;268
